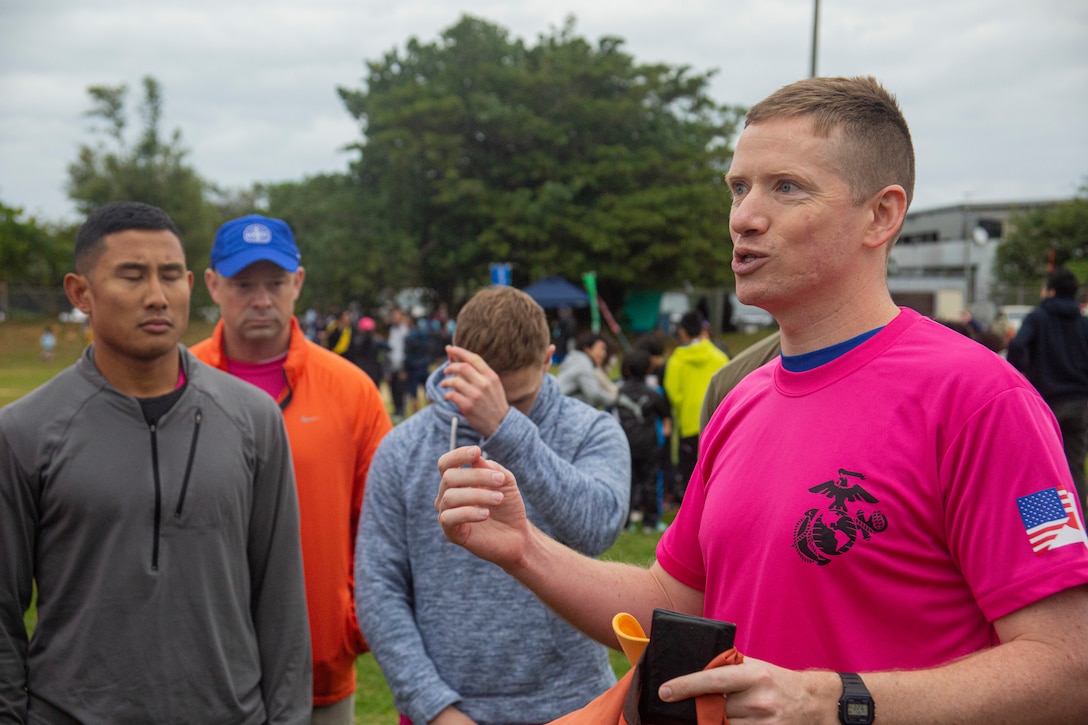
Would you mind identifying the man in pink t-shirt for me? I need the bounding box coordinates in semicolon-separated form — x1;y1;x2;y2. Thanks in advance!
434;76;1088;724
659;306;1088;674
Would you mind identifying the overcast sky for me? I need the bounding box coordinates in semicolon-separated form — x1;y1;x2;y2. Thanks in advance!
2;0;1086;224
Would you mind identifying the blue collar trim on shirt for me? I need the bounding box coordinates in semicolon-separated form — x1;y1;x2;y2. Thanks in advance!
781;327;884;372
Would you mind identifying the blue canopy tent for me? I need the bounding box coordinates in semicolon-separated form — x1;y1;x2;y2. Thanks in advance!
521;276;589;309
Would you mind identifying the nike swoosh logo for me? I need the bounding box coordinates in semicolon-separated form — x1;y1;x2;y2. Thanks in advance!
300;416;320;423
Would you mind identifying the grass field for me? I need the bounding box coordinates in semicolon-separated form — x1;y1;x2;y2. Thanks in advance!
0;318;219;407
2;316;710;723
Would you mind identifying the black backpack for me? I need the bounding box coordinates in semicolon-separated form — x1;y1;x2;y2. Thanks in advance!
614;390;659;455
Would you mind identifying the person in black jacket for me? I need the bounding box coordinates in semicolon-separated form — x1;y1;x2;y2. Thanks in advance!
349;315;387;386
403;317;433;415
325;309;354;356
1007;266;1088;510
615;349;672;532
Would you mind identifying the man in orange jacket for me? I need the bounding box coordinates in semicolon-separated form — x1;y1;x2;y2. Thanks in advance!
192;214;392;724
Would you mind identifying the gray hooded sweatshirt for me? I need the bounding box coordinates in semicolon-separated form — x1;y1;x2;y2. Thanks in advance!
0;346;311;724
356;365;630;724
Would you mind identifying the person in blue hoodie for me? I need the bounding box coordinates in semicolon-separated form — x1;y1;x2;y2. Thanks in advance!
355;285;630;725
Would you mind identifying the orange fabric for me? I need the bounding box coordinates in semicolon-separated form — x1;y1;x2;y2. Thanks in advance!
547;666;637;725
547;647;744;724
191;318;392;705
693;649;744;723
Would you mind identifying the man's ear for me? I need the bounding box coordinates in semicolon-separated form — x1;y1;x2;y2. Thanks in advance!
63;272;90;313
292;266;306;300
203;268;221;303
863;185;908;252
543;344;556;371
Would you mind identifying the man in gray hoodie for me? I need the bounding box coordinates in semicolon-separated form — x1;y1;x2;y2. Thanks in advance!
0;201;311;724
355;285;630;725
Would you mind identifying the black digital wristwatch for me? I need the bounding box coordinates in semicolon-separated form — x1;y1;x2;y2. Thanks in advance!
838;672;874;724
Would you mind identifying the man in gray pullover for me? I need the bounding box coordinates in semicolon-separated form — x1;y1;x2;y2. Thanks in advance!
355;286;630;725
0;201;311;723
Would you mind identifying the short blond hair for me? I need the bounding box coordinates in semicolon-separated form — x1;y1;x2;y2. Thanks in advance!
453;287;551;374
746;76;915;209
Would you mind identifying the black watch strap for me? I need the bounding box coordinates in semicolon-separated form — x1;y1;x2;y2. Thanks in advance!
838;672;874;724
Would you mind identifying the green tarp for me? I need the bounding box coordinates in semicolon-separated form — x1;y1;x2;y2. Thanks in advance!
622;290;664;333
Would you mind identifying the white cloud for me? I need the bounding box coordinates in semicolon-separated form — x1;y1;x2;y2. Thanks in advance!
1;0;1085;222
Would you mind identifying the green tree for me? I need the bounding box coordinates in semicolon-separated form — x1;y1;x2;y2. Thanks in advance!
0;200;72;315
67;76;221;307
258;173;415;311
994;187;1088;296
338;15;742;306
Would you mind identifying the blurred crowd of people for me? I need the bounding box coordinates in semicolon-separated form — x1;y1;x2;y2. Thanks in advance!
302;303;455;422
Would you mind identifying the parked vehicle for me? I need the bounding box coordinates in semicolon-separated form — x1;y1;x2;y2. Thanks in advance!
729;294;776;333
658;291;691;335
997;304;1034;341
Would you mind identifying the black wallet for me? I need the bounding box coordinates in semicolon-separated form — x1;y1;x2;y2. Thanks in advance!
637;608;737;725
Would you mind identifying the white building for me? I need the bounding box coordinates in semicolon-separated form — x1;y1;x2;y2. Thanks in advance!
888;198;1069;324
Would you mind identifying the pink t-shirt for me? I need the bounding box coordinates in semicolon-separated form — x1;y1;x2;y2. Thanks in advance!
225;354;289;401
657;308;1088;672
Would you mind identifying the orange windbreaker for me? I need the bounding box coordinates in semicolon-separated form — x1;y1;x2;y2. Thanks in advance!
191;317;392;705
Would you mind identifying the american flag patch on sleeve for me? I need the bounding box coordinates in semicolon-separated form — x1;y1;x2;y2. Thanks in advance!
1016;486;1088;554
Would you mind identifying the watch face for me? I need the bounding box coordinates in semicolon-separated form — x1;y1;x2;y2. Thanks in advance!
847;701;870;717
843;697;872;723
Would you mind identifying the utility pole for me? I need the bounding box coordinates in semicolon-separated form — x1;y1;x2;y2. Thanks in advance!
810;0;820;78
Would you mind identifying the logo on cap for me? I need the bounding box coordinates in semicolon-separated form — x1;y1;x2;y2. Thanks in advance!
242;223;273;244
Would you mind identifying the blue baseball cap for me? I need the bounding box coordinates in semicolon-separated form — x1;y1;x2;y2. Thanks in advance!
210;214;301;277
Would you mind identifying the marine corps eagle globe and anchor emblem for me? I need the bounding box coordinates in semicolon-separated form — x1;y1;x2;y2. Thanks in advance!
793;468;888;565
